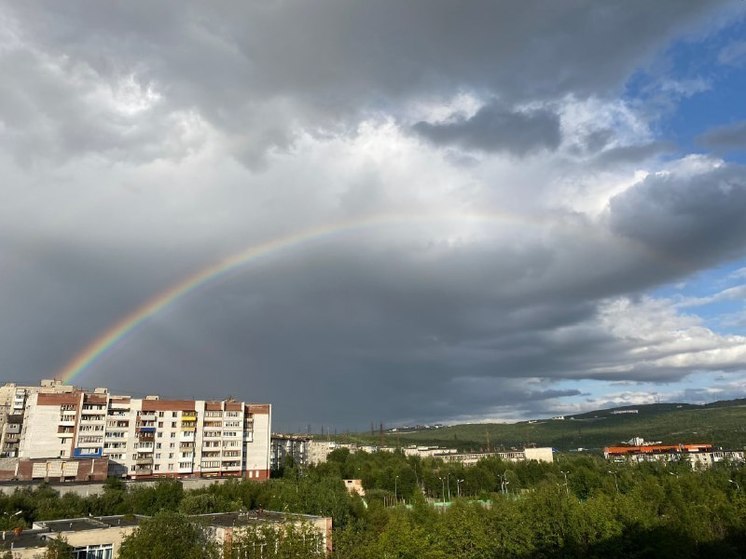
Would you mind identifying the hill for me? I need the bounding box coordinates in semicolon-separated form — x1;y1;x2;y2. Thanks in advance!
339;399;746;452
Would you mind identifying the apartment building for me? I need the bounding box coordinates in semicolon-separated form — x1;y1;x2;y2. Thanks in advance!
0;380;75;458
604;443;745;468
6;381;271;481
270;434;312;470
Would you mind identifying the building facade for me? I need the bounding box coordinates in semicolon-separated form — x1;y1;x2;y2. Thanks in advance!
604;443;745;468
3;381;271;481
270;434;311;470
0;380;75;458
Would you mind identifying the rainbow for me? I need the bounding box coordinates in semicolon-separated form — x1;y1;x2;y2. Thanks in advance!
54;211;644;385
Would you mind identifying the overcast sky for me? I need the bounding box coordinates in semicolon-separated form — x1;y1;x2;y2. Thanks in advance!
2;1;746;431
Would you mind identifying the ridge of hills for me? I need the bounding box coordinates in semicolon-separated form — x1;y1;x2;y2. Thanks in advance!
339;399;746;452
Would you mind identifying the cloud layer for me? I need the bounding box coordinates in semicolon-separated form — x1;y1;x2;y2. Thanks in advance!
1;0;746;428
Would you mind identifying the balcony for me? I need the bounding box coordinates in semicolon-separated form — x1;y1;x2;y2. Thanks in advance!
138;413;157;422
137;426;156;433
135;457;153;465
181;412;197;420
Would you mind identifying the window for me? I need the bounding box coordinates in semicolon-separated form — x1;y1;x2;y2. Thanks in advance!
158;422;163;428
158;411;164;417
169;453;174;458
170;432;176;438
155;453;161;459
156;443;162;449
72;544;113;559
172;422;177;428
172;412;178;418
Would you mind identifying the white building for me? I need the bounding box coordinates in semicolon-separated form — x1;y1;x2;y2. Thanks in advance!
7;381;271;480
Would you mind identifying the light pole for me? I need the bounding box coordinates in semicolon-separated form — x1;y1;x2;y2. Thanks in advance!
457;478;464;498
394;475;399;504
446;473;451;502
1;511;21;530
560;470;569;496
438;476;446;504
608;471;619;494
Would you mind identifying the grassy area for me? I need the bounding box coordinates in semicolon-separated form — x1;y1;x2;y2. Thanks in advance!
332;399;746;452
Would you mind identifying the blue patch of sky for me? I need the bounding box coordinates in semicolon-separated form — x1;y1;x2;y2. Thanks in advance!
623;15;746;163
553;371;746;415
648;256;746;335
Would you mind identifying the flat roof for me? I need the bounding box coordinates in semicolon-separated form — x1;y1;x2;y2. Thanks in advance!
194;511;327;528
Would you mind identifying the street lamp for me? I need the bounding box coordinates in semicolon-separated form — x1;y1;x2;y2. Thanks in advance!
1;511;22;530
560;470;569;496
446;473;451;501
457;478;464;498
394;475;399;504
438;476;446;504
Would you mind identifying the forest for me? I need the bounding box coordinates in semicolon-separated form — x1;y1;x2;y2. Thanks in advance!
1;448;745;558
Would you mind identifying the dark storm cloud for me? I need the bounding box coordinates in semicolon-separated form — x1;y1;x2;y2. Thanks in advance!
2;0;746;429
412;103;561;155
0;0;729;161
608;164;746;265
697;120;746;151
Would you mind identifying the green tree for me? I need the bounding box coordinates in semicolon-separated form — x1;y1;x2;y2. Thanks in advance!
35;537;73;559
118;511;219;559
228;521;326;559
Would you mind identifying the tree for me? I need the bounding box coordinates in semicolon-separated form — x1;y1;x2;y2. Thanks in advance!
228;521;326;559
118;511;219;559
35;537;72;559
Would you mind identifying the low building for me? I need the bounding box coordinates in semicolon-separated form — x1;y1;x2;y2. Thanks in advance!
0;511;333;558
0;515;144;558
201;511;333;556
437;447;554;465
0;456;109;482
342;479;365;496
604;443;745;468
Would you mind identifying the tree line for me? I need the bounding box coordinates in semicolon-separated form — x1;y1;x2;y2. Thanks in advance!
0;449;744;558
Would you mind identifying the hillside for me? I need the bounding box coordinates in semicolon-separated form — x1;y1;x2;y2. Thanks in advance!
340;399;746;452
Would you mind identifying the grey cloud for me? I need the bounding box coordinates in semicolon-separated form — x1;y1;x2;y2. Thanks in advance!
608;164;746;267
1;0;730;161
412;103;561;155
697;120;746;150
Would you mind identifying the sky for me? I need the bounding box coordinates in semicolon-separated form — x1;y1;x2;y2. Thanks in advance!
2;1;746;431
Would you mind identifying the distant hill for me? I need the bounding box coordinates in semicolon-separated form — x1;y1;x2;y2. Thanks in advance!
339;399;746;452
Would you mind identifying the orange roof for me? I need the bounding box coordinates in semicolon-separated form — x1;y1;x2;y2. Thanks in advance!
604;443;712;455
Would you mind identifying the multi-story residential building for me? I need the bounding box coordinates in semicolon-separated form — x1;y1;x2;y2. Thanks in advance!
5;381;271;481
0;380;75;458
270;434;312;470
